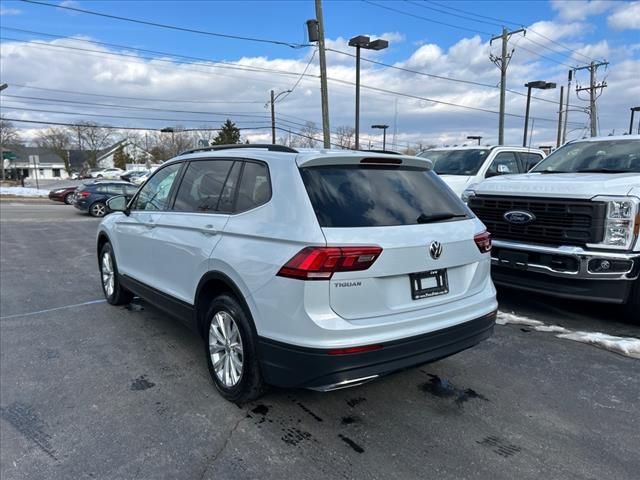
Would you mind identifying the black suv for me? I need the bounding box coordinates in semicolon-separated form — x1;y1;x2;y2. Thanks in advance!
74;181;138;217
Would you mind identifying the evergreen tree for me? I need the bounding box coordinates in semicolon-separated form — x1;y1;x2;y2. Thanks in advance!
113;144;130;169
213;119;242;145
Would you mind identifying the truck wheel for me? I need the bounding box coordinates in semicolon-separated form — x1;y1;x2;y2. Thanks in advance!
623;278;640;322
204;294;266;403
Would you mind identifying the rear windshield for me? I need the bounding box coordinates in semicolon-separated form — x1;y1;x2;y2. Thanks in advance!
300;165;468;227
418;149;490;175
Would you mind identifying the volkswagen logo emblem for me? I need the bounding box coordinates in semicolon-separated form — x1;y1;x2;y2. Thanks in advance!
429;241;443;260
504;210;536;225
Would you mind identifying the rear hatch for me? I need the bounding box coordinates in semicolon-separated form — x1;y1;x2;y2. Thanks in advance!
297;155;487;321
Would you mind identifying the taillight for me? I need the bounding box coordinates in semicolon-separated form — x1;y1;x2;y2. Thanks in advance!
277;246;383;280
474;231;492;253
327;344;383;355
77;191;91;198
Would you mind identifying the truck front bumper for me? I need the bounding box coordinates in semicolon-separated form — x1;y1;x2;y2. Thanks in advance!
491;239;640;303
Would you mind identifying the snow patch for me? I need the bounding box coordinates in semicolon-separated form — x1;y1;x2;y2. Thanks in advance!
558;332;640;360
496;311;544;326
0;187;49;197
497;310;639;360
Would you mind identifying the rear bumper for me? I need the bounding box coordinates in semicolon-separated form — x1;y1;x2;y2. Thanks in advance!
73;200;89;211
257;310;496;389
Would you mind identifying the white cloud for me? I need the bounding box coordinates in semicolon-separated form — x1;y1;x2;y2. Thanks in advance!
0;31;637;149
607;1;640;30
550;0;614;21
0;6;21;15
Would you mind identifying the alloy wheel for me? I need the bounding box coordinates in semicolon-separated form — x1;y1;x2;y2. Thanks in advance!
209;311;244;388
101;252;114;297
91;203;106;217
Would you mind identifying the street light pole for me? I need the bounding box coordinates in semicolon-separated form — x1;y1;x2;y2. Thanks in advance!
372;124;389;150
467;135;482;145
0;83;8;180
349;35;389;150
269;89;292;144
523;81;556;147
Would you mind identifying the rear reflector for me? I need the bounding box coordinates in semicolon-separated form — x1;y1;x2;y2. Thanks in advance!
474;231;492;253
360;157;402;165
277;246;383;280
327;344;383;355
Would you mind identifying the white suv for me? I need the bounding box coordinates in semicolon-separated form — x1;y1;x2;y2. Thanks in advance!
97;145;497;402
418;146;546;197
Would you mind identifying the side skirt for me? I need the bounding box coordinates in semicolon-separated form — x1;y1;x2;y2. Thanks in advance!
119;274;196;330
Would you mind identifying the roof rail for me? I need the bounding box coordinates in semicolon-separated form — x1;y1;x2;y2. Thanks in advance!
179;144;299;155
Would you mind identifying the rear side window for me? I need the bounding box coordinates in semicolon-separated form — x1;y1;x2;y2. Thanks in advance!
520;152;544;171
300;165;467;227
173;160;238;212
235;162;271;212
487;152;519;176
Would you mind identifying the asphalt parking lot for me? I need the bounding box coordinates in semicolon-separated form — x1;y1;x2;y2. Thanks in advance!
1;201;638;480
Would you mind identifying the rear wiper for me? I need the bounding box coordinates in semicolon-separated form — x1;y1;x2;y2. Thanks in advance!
417;213;467;224
574;168;629;173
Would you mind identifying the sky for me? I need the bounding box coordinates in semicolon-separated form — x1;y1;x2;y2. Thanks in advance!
1;0;639;150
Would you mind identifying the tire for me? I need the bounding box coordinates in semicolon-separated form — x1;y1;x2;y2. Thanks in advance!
90;201;107;217
64;192;74;205
623;278;640;322
99;242;133;306
204;294;266;403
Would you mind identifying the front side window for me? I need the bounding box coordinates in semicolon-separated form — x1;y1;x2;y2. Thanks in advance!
132;163;181;211
173;160;238;212
300;165;468;227
487;152;519;176
531;139;640;173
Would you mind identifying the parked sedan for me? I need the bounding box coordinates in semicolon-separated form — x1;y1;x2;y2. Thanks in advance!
48;186;78;205
120;170;148;183
94;168;125;179
74;181;138;217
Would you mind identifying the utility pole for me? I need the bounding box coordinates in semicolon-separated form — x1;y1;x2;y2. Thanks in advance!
556;86;564;148
562;70;573;145
490;27;526;145
315;0;331;149
576;61;608;137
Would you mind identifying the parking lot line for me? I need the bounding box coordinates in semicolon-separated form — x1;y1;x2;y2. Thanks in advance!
0;299;106;320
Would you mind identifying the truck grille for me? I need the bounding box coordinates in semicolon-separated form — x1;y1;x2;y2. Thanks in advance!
468;195;606;246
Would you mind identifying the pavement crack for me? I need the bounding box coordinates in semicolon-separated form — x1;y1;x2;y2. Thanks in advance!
198;415;244;480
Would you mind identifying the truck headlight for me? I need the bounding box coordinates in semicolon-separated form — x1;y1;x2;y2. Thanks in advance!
591;196;640;250
461;185;478;203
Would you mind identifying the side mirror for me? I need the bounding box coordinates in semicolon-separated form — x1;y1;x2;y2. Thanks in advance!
106;195;129;215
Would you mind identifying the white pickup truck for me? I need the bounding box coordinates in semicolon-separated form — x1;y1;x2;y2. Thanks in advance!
418;146;546;197
464;135;640;317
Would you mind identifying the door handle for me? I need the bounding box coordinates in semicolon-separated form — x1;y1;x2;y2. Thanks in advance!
202;224;218;236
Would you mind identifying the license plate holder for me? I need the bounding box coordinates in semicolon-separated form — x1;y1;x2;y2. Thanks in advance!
410;269;449;300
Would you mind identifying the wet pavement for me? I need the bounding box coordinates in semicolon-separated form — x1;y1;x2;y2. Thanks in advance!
1;202;638;480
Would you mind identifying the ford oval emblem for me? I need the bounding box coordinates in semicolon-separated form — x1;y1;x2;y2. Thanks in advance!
504;210;536;225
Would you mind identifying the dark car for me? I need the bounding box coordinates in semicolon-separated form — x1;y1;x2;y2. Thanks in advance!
74;181;138;217
48;186;78;205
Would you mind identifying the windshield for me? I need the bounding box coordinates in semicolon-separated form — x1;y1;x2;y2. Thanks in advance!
531;139;640;173
418;149;490;175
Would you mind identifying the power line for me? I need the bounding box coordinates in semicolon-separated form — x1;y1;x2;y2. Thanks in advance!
20;0;309;49
426;0;598;63
0;117;272;132
361;0;492;36
278;49;318;104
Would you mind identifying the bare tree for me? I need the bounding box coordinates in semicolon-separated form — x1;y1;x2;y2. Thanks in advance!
335;125;355;150
1;117;21;180
35;127;72;174
191;127;217;147
293;121;320;148
77;121;114;167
